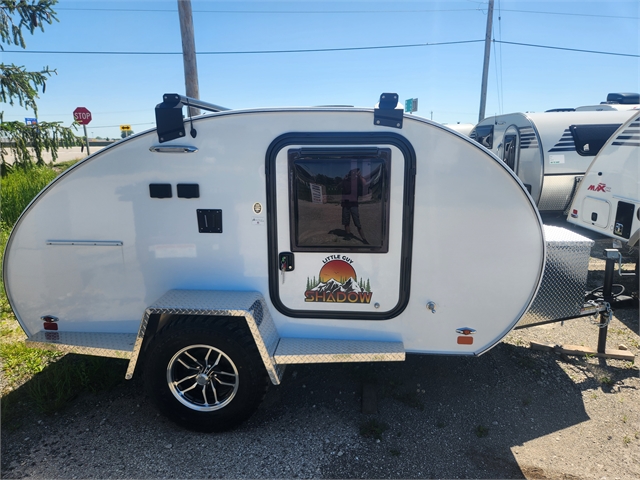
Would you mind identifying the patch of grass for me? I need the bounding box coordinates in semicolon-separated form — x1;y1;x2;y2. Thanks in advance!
599;376;615;387
389;448;400;456
0;165;59;228
0;342;62;389
475;424;489;438
522;397;532;406
622;415;628;423
391;391;424;411
359;418;388;441
3;354;127;420
26;355;126;414
623;435;631;446
52;159;81;172
436;420;447;428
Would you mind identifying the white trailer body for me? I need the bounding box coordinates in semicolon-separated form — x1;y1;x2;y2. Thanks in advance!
567;112;640;246
470;110;636;211
3;95;546;431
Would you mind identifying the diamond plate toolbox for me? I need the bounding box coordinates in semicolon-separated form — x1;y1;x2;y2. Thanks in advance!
517;225;593;327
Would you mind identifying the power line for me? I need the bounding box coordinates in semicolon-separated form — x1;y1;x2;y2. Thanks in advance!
6;39;637;58
494;40;640;58
53;6;639;19
2;39;485;56
55;7;479;14
499;8;638;20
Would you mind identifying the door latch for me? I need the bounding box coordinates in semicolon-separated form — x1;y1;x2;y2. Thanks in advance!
279;252;294;284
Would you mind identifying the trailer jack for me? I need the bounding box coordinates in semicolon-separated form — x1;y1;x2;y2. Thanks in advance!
526;248;636;362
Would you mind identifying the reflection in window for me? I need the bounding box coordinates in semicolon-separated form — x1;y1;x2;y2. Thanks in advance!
288;148;390;252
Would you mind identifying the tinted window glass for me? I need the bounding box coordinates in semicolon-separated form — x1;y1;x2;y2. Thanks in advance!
472;125;494;149
288;148;390;252
570;123;621;156
502;134;517;170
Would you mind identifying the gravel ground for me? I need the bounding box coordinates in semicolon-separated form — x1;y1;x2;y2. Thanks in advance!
2;218;638;479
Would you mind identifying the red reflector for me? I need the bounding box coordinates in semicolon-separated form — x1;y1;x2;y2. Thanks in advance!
43;322;58;331
457;336;473;345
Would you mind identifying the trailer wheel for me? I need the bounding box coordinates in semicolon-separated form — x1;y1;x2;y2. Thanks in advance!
143;316;268;432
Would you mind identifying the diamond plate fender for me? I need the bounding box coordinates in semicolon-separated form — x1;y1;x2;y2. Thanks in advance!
126;290;284;385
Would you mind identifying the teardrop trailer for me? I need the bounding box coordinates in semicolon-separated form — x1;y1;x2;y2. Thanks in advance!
469;108;637;212
5;93;623;432
567;111;640;277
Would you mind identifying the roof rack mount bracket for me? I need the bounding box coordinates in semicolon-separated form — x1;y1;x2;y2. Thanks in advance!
373;93;404;129
155;93;229;144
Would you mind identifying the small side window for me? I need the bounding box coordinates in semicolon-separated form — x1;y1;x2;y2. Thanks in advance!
502;134;518;170
288;148;390;253
570;123;621;156
471;125;494;149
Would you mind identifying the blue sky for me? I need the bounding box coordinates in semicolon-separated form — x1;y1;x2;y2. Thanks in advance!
3;0;639;139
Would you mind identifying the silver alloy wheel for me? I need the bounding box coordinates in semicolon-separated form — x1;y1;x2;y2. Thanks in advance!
166;344;239;412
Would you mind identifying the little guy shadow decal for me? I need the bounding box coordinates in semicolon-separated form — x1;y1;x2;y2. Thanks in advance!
305;256;372;304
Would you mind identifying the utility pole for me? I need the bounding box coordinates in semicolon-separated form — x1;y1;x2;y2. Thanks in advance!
478;0;494;123
177;0;200;116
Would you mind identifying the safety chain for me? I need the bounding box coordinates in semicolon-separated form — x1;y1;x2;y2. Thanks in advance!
590;301;612;329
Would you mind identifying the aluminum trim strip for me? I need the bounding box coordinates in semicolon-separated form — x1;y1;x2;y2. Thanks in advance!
27;331;136;359
126;290;284;384
46;240;123;246
274;338;405;364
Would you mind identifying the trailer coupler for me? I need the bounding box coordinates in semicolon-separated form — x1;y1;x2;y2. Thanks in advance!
525;248;636;362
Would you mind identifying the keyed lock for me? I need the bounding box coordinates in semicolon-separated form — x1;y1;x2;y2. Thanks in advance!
278;252;294;284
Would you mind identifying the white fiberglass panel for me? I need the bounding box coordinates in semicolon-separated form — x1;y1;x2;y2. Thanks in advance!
5;109;544;356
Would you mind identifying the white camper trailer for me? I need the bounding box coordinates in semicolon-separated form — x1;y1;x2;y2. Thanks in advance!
567;112;640;252
4;93;549;431
575;92;640;112
469;109;637;212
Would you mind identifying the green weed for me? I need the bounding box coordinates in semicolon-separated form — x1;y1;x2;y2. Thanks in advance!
600;376;615;387
0;165;58;228
389;448;401;456
0;341;62;388
475;425;489;438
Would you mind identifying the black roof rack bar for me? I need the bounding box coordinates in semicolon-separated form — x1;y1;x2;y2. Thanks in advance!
160;93;230;113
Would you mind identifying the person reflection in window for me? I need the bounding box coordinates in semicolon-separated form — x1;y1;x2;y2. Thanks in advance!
341;168;368;244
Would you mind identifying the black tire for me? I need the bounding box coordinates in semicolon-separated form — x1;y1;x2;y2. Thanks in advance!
143;316;269;432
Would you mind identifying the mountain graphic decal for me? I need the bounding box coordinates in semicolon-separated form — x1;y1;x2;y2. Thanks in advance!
305;260;372;303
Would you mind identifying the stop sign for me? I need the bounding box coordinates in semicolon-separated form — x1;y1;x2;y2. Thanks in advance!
73;107;92;125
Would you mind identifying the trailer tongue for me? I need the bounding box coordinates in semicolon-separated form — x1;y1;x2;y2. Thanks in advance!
4;93;547;431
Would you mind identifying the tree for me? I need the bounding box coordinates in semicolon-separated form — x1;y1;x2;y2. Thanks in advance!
1;0;80;175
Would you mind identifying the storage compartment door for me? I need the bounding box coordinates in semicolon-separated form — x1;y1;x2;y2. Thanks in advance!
581;196;611;228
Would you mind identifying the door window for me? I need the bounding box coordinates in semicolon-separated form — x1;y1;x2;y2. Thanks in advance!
288;148;390;253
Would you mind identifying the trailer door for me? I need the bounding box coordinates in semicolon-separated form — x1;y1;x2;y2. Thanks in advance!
266;133;416;320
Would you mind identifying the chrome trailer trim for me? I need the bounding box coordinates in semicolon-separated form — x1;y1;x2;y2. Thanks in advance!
126;290;284;384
